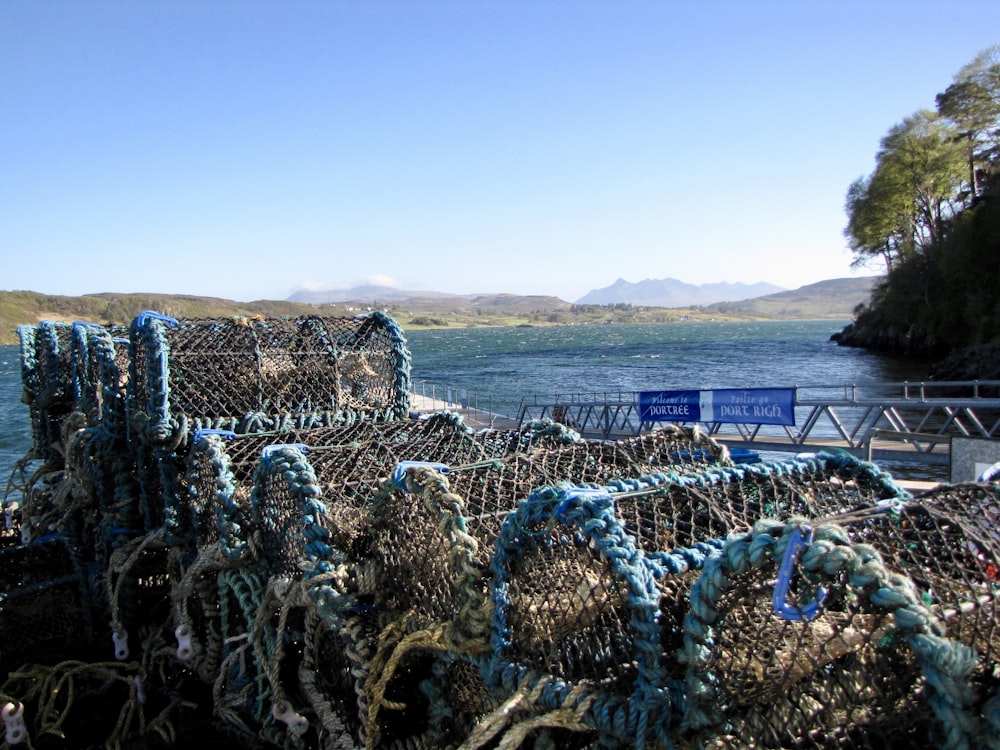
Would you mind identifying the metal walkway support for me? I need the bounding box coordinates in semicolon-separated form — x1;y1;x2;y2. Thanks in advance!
516;380;1000;469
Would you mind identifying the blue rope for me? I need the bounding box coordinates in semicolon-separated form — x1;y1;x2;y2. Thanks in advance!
488;484;678;746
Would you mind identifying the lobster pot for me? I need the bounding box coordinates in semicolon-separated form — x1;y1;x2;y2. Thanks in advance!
35;321;77;463
611;452;913;558
213;568;317;747
106;539;175;662
0;536;94;673
216;567;266;726
473;418;584;456
181;416;489;559
127;311;412;452
299;603;372;746
246;445;334;580
359;465;517;748
677;518;988;749
487;486;673;748
26;426;111;557
16;325;44;458
17;321;76;465
612;423;732;468
199;417;486;540
170;556;227;685
0;506;20;548
841;482;1000;684
71;323;131;436
369;426;738;584
366;464;495;630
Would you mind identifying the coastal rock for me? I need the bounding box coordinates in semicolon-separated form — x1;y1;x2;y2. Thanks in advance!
834;320;1000;383
929;343;1000;382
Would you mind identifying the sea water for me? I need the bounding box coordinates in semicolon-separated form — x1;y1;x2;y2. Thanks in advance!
405;320;928;419
0;320;932;488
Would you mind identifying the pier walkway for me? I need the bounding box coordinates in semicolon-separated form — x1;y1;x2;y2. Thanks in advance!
411;380;1000;482
515;380;1000;473
408;390;520;431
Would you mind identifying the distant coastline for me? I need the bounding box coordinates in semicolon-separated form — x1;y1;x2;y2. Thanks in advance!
0;280;872;346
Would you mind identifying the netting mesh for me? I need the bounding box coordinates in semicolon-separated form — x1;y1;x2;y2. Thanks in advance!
8;313;1000;749
128;311;412;448
0;536;93;673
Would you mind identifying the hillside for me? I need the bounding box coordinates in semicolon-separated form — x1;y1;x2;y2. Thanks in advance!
705;277;880;319
0;291;325;346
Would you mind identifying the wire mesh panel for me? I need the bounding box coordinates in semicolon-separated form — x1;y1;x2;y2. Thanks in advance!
609;453;912;560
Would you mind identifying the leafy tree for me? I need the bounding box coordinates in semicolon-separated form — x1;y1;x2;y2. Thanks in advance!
845;110;965;272
936;45;1000;199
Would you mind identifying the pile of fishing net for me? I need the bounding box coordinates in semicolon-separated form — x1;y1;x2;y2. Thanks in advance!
2;312;1000;749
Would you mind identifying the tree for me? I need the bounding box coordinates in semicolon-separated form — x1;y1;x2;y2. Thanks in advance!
844;175;908;272
936;45;1000;200
844;110;965;272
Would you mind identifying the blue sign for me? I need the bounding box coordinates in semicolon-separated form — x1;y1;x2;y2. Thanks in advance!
639;388;796;427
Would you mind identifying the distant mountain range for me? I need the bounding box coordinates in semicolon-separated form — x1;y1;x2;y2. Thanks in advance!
289;276;875;310
0;277;882;345
575;278;786;307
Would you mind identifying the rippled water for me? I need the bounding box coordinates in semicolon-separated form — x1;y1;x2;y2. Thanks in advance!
0;345;34;496
405;320;929;419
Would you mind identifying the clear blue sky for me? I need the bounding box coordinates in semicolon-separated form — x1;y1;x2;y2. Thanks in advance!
2;1;998;303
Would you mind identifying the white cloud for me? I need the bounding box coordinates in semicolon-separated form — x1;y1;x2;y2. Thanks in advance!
296;280;334;292
352;274;403;289
291;274;404;296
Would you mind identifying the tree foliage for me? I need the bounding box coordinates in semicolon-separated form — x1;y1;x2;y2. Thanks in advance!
838;47;1000;359
936;45;1000;198
845;110;966;271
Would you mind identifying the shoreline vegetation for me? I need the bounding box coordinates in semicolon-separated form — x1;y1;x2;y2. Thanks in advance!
0;279;869;347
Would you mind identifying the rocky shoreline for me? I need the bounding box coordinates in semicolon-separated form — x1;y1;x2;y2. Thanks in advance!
832;322;1000;382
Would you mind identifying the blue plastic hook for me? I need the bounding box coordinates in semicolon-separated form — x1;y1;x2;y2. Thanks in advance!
772;524;827;622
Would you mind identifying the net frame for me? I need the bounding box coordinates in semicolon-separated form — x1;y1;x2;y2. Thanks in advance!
127;311;412;451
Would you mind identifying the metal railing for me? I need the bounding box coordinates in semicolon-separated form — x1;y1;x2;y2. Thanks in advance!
515;381;1000;467
409;380;516;430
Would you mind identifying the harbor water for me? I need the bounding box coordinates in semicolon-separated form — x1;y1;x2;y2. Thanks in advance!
404;319;928;418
